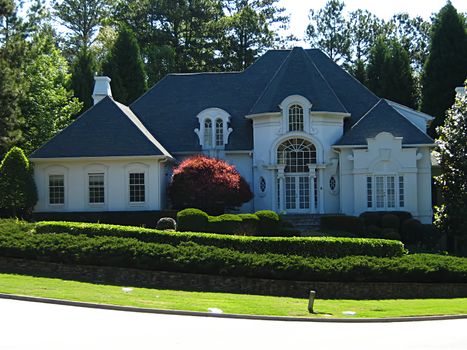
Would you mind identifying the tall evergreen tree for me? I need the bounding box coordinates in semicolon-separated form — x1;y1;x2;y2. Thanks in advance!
305;0;350;65
102;27;147;105
366;37;387;96
352;58;368;86
70;48;95;112
422;2;467;137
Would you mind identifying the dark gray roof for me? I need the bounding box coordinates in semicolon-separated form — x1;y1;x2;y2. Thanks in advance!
31;96;171;158
335;99;434;146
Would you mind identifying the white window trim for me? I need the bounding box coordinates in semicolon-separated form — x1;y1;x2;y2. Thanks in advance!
44;165;68;210
125;163;149;208
84;164;108;209
279;95;312;134
366;174;405;210
195;108;232;149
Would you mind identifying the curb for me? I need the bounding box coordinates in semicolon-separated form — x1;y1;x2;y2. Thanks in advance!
1;293;467;323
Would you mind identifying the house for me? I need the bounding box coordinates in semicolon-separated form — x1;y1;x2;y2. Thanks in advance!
30;47;435;223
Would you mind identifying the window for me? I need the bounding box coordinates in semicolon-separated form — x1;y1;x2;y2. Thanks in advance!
329;176;336;191
367;176;372;208
367;175;405;210
129;173;145;203
399;176;405;207
204;119;212;147
215;119;223;146
259;177;266;193
277;138;316;173
49;175;64;205
288;104;304;131
88;173;104;204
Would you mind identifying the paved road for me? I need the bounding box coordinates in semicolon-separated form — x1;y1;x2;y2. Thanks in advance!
1;298;466;350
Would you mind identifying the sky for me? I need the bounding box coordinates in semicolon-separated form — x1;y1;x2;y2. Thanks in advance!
279;0;467;46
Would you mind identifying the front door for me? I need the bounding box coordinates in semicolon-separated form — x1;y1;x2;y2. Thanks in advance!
375;175;396;209
285;175;311;212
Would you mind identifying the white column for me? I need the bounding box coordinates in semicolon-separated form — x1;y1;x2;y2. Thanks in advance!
277;165;285;212
307;164;316;213
318;167;325;214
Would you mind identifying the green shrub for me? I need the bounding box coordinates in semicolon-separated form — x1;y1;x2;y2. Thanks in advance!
365;224;383;238
0;225;466;283
381;229;401;241
419;224;443;249
176;208;209;232
208;214;243;234
382;214;400;231
236;213;259;235
320;215;365;235
156;217;177;231
400;218;423;244
360;212;382;227
255;210;280;235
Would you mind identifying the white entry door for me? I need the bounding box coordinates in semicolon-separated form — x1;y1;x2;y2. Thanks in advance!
375;175;396;209
285;175;311;212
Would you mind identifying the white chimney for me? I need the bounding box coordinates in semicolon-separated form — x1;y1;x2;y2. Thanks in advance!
455;86;465;97
92;76;112;105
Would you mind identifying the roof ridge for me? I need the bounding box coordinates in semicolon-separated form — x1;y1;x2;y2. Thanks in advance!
114;100;172;158
248;49;295;114
302;50;348;113
347;99;383;131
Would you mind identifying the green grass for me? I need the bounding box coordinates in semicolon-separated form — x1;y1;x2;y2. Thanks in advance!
0;273;466;318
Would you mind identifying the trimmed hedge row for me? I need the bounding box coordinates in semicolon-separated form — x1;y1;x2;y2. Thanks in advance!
35;221;406;258
1;229;466;283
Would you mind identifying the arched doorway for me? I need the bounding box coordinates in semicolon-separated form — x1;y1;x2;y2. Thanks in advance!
277;138;318;212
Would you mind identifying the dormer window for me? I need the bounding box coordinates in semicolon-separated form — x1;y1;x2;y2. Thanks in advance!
195;108;233;149
289;104;304;131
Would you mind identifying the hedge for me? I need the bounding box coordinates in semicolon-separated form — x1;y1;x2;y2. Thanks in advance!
320;215;365;235
0;228;466;283
35;221;405;258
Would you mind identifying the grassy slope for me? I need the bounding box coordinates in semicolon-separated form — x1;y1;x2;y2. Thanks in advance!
1;273;466;318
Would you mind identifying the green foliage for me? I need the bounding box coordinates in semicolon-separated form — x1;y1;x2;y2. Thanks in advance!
35;220;405;258
102;26;147;104
0;147;37;214
434;84;467;251
255;210;280;235
0;0;14;17
2;222;467;282
400;218;423;245
70;49;96;112
207;214;243;235
381;214;400;231
320;215;365;236
422;2;467;137
237;213;259;235
176;208;209;232
20;28;82;154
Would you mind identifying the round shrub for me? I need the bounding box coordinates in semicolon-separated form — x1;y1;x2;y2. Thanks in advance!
255;210;280;236
156;217;177;231
381;228;401;241
400;218;423;244
382;214;400;231
236;213;259;235
320;215;365;235
365;224;383;238
420;224;443;249
359;212;382;227
177;208;209;232
208;214;243;234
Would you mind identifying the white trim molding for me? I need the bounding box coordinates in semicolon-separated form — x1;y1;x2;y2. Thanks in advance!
194;107;233;149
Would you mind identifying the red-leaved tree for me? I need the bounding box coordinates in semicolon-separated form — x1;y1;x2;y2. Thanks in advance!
168;155;253;214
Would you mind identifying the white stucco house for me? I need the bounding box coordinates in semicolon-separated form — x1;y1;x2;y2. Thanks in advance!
30;47;436;223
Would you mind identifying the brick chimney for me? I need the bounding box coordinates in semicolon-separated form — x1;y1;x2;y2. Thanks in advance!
92;76;112;105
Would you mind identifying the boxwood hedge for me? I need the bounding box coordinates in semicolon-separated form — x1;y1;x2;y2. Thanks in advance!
1;228;466;283
35;221;405;258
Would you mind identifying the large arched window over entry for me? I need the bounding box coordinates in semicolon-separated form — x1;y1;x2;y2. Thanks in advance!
288;104;304;131
277;138;316;173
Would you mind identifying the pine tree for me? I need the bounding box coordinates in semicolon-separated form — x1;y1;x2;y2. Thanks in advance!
366;37;387;96
70;48;95;112
351;59;368;86
422;2;467;137
102;27;147;105
434;84;467;252
0;146;37;216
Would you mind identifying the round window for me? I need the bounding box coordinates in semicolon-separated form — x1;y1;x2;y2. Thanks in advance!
259;177;266;193
329;176;336;191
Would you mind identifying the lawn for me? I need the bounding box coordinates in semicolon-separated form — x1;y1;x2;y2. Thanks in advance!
0;273;466;318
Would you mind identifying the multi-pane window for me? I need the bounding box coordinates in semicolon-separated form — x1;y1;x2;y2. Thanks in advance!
204;119;212;147
215;119;223;146
49;175;64;205
129;173;145;203
88;173;104;204
399;176;405;207
288;104;304;131
277;138;316;173
366;176;372;208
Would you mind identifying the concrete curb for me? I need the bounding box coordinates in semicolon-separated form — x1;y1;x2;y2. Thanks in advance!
1;293;467;323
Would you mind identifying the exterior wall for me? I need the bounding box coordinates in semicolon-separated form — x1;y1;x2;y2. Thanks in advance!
337;132;432;223
33;157;165;212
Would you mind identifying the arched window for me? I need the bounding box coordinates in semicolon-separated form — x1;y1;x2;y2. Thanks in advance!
277;138;316;173
215;119;223;146
288;104;304;131
204;119;212;147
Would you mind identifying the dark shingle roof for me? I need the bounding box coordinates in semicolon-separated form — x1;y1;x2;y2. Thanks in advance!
335;99;434;146
31;96;171;158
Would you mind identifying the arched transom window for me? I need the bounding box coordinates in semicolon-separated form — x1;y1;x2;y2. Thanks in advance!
204;119;212;147
215;119;223;146
277;138;316;173
288;104;304;131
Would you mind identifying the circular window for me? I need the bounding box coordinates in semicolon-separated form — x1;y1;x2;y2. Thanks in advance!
259;177;266;193
329;175;338;195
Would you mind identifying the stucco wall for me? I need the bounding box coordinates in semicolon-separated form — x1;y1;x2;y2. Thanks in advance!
33;157;164;212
